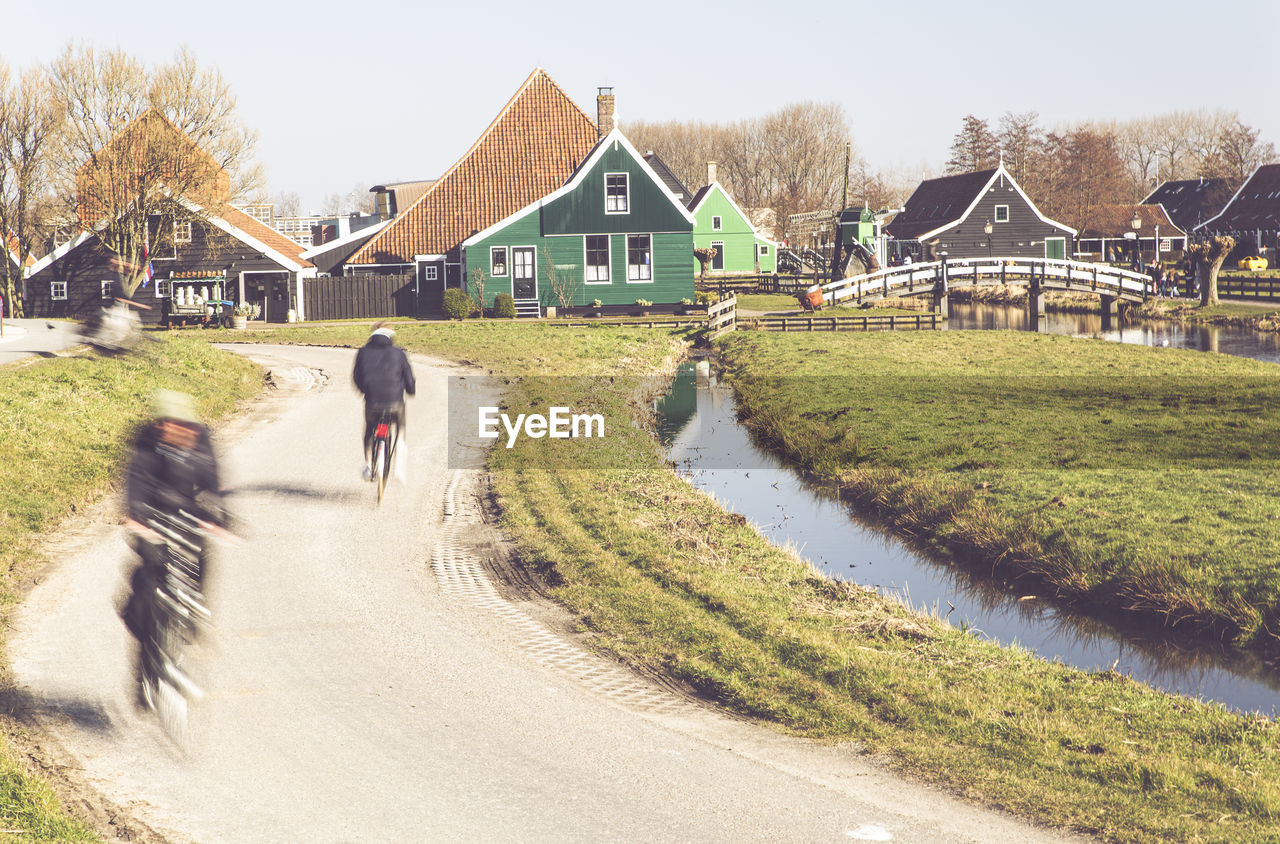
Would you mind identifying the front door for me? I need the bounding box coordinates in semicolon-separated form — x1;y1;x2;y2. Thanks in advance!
512;247;536;299
1045;237;1066;260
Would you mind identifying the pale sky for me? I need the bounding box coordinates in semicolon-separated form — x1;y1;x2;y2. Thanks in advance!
7;0;1277;212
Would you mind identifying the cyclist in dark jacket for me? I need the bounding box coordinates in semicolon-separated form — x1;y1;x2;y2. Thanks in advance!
120;390;228;705
352;323;416;480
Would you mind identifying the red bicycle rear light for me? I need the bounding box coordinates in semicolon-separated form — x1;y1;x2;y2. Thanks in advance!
375;423;390;438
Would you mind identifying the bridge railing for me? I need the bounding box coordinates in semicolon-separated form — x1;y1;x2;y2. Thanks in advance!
821;257;1153;305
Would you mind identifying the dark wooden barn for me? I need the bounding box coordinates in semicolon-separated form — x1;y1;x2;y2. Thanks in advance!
885;165;1076;261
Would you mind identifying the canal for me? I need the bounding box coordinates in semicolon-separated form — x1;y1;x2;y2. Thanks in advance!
657;304;1280;714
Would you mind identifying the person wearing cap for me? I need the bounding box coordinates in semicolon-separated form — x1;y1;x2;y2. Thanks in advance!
119;390;228;699
352;322;416;481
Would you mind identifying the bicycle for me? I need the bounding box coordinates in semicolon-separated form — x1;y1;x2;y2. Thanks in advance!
132;507;214;752
370;409;399;505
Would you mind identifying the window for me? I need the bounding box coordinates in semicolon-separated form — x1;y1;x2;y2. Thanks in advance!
174;220;192;243
605;173;629;214
712;216;722;231
50;280;67;300
626;234;651;281
490;247;508;277
759;245;770;256
155;279;171;298
424;265;438;281
100;280;114;299
585;235;610;283
994;205;1010;223
711;240;725;271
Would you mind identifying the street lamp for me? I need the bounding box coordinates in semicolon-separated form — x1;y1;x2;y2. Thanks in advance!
984;219;993;257
1131;211;1143;269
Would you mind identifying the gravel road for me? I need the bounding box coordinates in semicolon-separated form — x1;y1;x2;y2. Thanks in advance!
8;343;1080;843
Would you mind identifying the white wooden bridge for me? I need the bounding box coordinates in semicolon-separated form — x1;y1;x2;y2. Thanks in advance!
822;257;1154;322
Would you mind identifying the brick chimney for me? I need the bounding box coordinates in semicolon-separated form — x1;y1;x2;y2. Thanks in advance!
597;87;615;140
707;161;718;185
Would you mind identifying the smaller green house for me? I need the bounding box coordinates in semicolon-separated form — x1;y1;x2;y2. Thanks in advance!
688;165;778;275
462;127;696;314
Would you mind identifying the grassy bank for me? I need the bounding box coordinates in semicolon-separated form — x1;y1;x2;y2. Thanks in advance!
719;330;1280;654
239;321;1280;840
0;335;261;840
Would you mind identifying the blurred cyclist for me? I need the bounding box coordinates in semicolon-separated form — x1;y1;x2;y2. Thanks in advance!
352;322;416;481
120;390;229;703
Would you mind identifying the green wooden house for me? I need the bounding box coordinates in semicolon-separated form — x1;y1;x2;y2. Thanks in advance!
462;127;696;315
688;166;778;275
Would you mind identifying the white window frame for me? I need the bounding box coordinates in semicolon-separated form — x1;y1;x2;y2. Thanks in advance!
490;246;509;277
100;279;114;299
758;244;770;256
712;215;722;231
50;280;67;300
711;240;725;271
424;265;439;281
174;220;192;243
605;173;630;215
155;278;171;298
584;234;611;284
994;204;1010;223
626;233;652;282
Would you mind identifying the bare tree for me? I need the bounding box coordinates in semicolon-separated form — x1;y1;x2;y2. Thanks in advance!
997;111;1045;188
1187;236;1235;306
1039;128;1128;234
945;115;999;174
542;249;579;311
0;62;61;317
1206;119;1277;188
273;190;301;217
47;44;258;297
624;101;851;232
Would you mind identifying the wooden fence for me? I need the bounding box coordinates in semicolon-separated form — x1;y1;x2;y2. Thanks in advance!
706;295;737;339
694;274;817;295
1218;275;1280;299
303;274;417;321
743;313;940;332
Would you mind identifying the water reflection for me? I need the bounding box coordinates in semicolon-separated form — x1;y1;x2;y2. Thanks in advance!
660;355;1280;715
948;301;1280;362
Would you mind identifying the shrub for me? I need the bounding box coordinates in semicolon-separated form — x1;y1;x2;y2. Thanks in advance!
443;288;477;320
696;291;720;305
494;293;517;319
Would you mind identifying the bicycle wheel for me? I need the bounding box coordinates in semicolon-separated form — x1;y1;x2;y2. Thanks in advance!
374;438;387;504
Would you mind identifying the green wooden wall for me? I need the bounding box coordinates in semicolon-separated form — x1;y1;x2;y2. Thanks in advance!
691;185;776;274
462;135;695;307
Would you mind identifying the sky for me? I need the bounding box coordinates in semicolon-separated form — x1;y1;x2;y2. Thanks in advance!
7;0;1278;213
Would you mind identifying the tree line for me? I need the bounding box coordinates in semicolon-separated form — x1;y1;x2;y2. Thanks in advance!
946;110;1276;233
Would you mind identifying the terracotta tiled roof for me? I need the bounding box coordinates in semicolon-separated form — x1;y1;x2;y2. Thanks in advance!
348;68;598;265
1078;204;1185;239
221;206;313;268
76;109;230;224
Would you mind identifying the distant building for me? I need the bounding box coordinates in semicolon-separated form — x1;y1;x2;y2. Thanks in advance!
1077;204;1185;263
1196;164;1280;262
886;165;1076;260
1143;179;1231;234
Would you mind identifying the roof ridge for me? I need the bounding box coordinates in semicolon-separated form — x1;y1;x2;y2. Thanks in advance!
349;69;596;265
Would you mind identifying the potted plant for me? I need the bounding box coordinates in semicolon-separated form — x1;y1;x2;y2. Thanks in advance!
231;302;258;330
678;297;694;315
635;298;652;317
590;298;603;317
